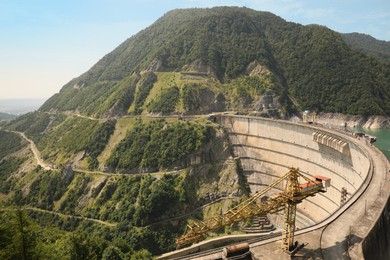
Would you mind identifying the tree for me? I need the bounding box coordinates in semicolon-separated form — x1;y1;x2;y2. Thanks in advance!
102;246;125;260
129;249;153;260
0;209;38;259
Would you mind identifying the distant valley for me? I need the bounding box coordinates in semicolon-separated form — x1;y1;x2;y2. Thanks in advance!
0;98;46;120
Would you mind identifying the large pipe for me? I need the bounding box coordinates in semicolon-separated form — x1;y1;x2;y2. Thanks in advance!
223;242;250;257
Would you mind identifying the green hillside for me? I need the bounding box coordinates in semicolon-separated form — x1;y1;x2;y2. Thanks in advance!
1;111;248;257
39;7;390;117
342;32;390;63
1;6;390;258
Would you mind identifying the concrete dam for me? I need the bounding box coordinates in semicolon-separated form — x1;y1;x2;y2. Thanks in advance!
161;115;390;259
218;115;369;227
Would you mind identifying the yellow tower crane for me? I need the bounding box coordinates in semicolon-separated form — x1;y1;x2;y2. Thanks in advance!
176;167;330;252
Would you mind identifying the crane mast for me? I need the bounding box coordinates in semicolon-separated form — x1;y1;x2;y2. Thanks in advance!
176;167;330;253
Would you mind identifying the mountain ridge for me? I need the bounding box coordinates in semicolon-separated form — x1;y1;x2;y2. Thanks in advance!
2;7;390;258
39;7;390;118
341;32;390;63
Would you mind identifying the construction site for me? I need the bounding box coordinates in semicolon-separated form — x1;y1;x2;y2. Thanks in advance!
159;115;390;259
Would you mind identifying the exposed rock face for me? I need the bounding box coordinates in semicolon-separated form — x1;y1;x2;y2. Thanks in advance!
107;74;141;117
362;116;390;128
182;59;218;78
62;165;75;183
143;58;164;73
315;113;390;129
72;83;85;90
253;91;279;112
184;87;226;115
245;61;271;77
214;92;226;112
183;127;244;212
139;71;157;87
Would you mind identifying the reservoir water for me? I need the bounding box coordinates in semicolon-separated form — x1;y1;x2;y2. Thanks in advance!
356;127;390;161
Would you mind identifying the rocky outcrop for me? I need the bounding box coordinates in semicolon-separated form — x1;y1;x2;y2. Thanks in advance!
183;87;226;115
106;74;141;117
143;58;164;73
253;91;280;113
245;61;271;77
182;59;218;78
315;113;390;129
139;71;157;87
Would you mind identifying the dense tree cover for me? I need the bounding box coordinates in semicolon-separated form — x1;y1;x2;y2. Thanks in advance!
5;113;115;167
34;7;390;116
0;131;28;194
223;75;274;110
132;72;157;114
89;174;187;223
182;83;203;112
0;116;243;256
147;86;180;114
86;119;116;169
60;174;92;214
5;112;51;141
20;168;74;210
2;167;187;255
263;24;390;115
154;8;273;80
40;74;138;117
0;209;153;259
342;33;390;63
106;119;212;172
36;116;99;160
0;130;26;159
88;174;186;254
0;157;27;194
0;209;63;259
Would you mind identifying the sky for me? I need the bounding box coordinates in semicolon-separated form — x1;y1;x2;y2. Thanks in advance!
1;0;389;100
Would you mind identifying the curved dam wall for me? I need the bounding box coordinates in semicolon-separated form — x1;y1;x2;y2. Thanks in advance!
216;115;371;226
362;195;390;259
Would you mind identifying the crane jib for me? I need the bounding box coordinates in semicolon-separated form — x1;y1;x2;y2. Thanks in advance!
176;167;330;253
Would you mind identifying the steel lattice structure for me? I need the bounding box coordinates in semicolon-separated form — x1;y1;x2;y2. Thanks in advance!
176;167;330;252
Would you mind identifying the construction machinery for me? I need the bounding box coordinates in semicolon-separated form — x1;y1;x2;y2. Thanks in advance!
303;110;317;124
176;167;330;252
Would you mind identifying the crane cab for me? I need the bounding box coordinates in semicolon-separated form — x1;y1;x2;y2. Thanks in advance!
299;175;331;195
314;175;331;189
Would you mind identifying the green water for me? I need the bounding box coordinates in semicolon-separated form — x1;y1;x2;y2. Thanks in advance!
355;127;390;161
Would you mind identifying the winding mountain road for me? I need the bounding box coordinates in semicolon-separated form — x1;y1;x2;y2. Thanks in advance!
11;129;177;178
12;131;53;170
0;206;117;227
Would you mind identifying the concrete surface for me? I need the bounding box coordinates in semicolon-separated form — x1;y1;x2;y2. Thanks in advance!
160;115;389;259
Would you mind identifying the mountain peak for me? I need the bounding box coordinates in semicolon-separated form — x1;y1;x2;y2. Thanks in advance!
40;7;390;117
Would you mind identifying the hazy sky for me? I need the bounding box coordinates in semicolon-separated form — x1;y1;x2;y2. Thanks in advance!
1;0;389;99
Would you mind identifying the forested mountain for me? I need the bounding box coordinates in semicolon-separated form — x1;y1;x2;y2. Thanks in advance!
1;7;390;258
40;7;390;117
342;32;390;63
1;113;247;257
